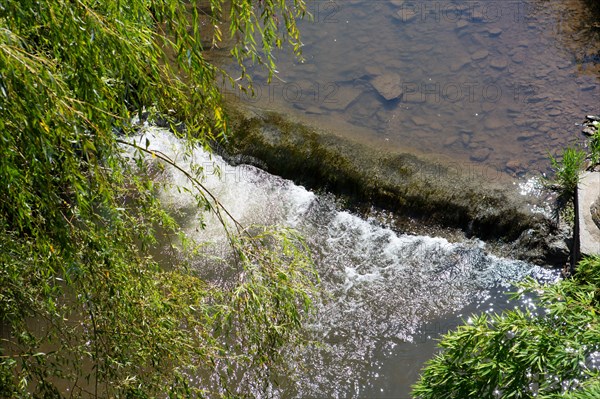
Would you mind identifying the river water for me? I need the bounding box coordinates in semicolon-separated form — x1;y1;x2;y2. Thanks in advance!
135;128;559;398
174;0;599;396
223;0;600;176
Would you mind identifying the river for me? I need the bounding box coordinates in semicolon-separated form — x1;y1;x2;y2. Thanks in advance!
136;128;559;398
182;0;599;396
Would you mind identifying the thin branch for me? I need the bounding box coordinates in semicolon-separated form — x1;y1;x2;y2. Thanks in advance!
116;138;249;239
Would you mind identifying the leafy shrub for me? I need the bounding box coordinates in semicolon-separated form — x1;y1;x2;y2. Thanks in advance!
413;256;600;399
548;147;586;202
0;0;318;397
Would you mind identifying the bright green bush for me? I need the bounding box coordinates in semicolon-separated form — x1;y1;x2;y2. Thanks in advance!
412;256;600;399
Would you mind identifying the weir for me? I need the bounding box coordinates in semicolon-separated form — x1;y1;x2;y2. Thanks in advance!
130;127;560;397
220;105;571;265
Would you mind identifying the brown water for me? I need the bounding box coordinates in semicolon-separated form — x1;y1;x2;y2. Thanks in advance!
225;0;600;176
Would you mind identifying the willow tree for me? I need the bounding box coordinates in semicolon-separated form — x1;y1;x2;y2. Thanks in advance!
0;0;317;397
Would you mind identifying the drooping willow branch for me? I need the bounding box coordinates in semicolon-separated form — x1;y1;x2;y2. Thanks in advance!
116;138;250;242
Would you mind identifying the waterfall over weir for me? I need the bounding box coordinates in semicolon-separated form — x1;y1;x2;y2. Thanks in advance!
127;127;559;398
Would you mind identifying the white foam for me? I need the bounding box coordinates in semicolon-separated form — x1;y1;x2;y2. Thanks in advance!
125;127;316;242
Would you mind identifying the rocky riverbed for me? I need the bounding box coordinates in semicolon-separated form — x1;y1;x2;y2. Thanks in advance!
221;0;600;178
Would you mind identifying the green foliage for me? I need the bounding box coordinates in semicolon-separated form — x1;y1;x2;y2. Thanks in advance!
548;147;586;203
412;256;600;399
0;0;318;397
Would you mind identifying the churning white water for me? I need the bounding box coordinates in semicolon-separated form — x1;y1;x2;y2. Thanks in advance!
124;127;559;398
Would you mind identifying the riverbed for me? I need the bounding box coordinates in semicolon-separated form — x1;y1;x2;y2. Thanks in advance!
223;0;599;177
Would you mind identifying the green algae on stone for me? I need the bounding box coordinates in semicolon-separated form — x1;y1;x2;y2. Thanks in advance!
221;104;563;264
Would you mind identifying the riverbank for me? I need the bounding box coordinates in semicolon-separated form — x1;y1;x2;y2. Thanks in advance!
218;102;571;266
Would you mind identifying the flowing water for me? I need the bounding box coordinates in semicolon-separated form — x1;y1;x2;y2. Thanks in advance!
223;0;600;176
146;1;600;395
133;127;560;398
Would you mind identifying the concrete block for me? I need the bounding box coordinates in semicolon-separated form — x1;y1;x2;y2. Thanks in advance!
577;171;600;257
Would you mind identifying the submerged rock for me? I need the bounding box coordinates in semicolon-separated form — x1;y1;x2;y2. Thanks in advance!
470;147;491;162
506;159;525;174
471;49;489;61
489;57;508;70
487;27;503;37
371;73;403;101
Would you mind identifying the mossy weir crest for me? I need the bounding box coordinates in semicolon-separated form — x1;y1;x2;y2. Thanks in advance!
218;104;569;265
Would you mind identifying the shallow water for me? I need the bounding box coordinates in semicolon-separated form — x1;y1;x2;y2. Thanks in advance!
223;0;600;177
132;127;560;398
